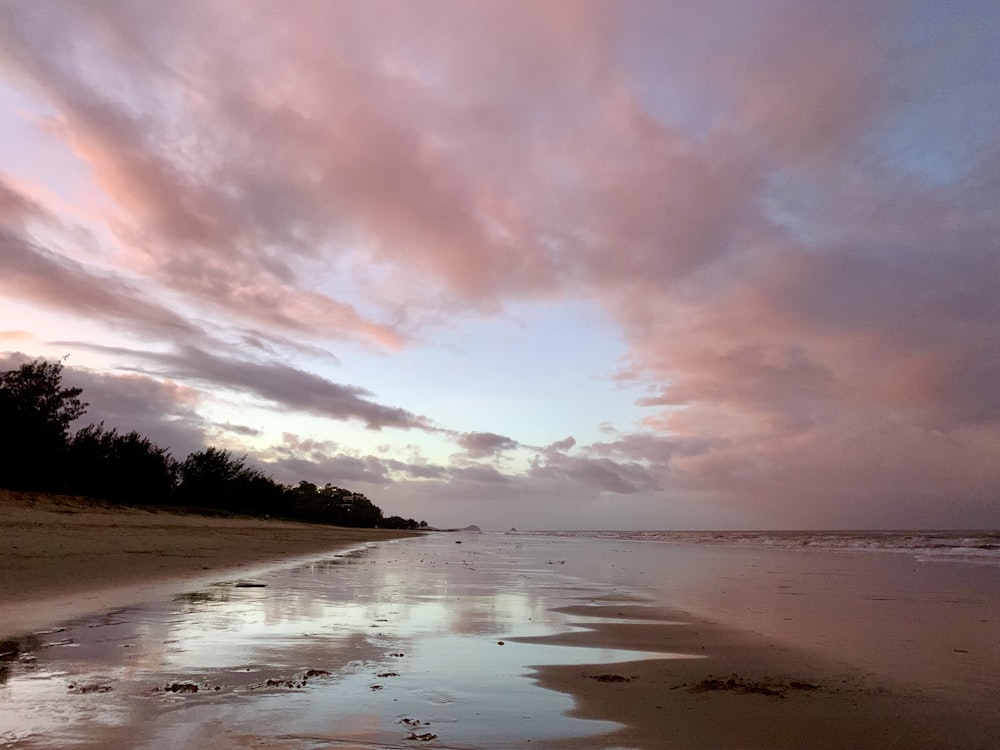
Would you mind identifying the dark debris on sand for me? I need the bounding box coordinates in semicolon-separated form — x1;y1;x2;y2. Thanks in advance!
399;718;436;742
162;682;200;693
678;673;821;698
589;673;632;683
254;668;332;690
68;682;114;694
153;667;335;695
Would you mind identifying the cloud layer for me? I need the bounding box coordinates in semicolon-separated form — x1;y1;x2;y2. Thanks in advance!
1;1;997;528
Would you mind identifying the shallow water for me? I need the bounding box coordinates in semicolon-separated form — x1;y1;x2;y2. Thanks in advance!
0;534;689;749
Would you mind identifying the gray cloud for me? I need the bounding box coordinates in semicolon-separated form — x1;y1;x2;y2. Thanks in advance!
158;346;431;431
55;342;431;432
268;454;393;487
545;436;576;452
528;453;660;495
456;431;519;457
383;458;449;480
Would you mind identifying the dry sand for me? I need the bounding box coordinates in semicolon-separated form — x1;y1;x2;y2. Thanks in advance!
0;490;417;637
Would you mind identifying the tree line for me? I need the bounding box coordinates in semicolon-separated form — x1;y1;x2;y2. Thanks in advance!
0;359;426;530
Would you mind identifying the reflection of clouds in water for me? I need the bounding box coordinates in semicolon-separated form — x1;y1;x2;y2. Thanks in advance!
0;663;136;744
0;534;689;749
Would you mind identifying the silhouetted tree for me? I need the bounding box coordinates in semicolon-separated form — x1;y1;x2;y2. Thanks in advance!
284;481;413;526
0;359;87;490
383;515;424;530
0;359;425;530
67;423;177;503
176;447;284;513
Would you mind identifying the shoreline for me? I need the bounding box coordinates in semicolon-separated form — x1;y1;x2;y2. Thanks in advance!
0;490;419;638
4;505;999;749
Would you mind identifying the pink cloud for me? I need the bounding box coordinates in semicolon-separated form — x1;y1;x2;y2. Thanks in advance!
0;175;49;228
1;2;997;525
1;223;203;341
0;331;33;342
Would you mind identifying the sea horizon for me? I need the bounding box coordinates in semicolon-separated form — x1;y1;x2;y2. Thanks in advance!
494;527;1000;566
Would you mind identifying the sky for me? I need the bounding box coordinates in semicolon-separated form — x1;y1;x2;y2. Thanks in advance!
1;1;998;530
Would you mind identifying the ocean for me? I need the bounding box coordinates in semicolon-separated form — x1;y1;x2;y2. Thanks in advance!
520;529;1000;565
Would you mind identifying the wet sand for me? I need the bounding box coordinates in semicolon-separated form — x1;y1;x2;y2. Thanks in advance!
529;535;1000;749
0;490;419;637
532;602;999;749
2;506;999;749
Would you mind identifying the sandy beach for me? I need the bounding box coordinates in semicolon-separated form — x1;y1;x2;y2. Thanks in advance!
0;491;419;637
2;498;999;749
